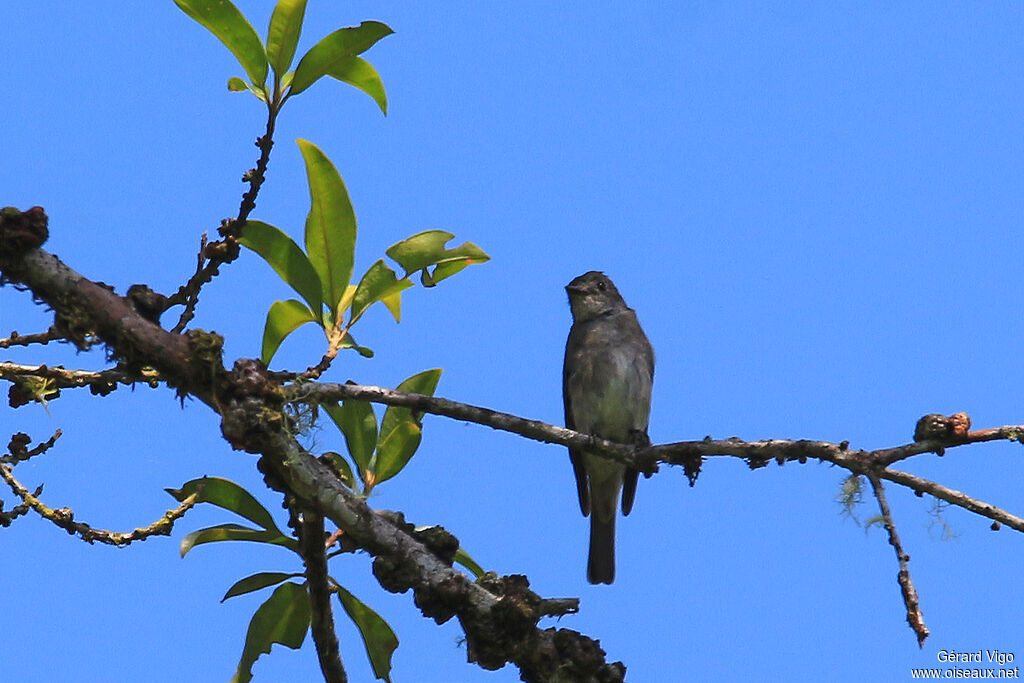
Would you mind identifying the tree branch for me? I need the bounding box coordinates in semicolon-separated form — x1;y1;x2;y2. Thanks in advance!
0;326;74;348
299;511;347;683
0;361;161;396
167;101;279;333
867;473;929;647
0;461;199;544
877;468;1024;533
2;430;61;464
285;381;1024;502
235;422;623;680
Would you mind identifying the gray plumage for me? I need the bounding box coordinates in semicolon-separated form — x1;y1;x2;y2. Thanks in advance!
562;271;654;584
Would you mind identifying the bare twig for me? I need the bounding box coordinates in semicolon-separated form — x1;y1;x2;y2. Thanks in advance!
301;351;337;380
2;430;61;464
232;108;278;231
878;468;1024;533
0;361;160;393
0;326;71;348
867;474;929;647
0;493;34;527
168;103;280;333
875;425;1024;466
285;381;642;466
0;463;198;545
537;597;580;618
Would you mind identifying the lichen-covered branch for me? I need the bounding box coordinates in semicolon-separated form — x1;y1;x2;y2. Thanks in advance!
232;420;619;681
0;361;161;402
0;462;198;544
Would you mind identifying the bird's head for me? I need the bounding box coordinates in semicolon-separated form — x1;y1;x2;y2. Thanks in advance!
566;271;626;322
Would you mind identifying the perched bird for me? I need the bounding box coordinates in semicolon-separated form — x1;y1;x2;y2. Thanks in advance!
563;271;654;584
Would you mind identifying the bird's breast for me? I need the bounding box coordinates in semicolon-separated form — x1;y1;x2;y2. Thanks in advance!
566;332;652;442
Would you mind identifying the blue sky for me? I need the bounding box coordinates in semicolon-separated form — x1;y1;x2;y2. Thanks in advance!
3;2;1024;681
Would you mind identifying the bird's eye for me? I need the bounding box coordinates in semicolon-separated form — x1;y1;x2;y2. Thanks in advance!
597;281;606;291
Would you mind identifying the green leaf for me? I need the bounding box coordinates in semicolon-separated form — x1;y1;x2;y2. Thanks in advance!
328;56;388;115
261;299;319;365
321;451;356;488
290;21;394;96
227;76;268;101
173;0;268;86
351;260;412;325
378;368;442;444
232;583;310;683
367;368;440;486
239;220;323;314
385;230;489;287
339;332;374;358
266;0;307;77
168;477;283;532
222;572;301;602
454;548;486;579
297;139;357;313
380;290;402;322
370;421;421;485
432;258;474;283
179;523;299;557
332;582;399;681
324;397;378;475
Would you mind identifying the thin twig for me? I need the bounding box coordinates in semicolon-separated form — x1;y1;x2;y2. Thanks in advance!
874;426;1024;466
232;106;278;231
2;430;61;464
537;597;580;617
0;326;71;348
301;351;337;380
0;493;35;527
0;361;160;392
867;473;929;647
168;102;280;333
878;468;1024;533
0;463;198;545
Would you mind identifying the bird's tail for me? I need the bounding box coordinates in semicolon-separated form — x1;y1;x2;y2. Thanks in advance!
587;514;616;584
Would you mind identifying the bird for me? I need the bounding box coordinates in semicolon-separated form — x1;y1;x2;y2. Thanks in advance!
562;271;654;584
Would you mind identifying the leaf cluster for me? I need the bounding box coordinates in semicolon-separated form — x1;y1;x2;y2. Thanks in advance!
177;0;390;114
239;141;488;365
168;478;397;682
170;2;490;680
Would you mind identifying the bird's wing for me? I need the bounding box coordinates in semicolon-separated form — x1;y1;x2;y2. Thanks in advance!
622;310;653;517
564;334;590;517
